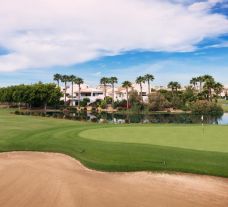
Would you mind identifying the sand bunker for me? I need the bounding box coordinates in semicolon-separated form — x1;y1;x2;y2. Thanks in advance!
0;152;227;207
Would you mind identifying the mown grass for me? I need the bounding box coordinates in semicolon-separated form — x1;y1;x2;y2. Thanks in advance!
0;109;228;177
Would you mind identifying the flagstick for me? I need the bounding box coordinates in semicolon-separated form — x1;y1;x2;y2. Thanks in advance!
201;115;204;135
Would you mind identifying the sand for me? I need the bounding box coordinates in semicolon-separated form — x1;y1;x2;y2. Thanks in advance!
0;152;227;207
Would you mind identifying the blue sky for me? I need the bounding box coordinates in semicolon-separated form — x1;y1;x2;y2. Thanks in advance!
0;0;228;87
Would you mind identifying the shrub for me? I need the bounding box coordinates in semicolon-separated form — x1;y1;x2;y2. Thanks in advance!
148;93;170;111
80;98;90;107
14;110;20;115
99;100;107;109
190;100;223;116
105;96;113;104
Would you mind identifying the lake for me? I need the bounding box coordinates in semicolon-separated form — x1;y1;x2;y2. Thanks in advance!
41;111;228;125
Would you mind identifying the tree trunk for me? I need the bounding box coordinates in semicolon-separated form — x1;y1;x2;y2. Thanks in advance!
71;82;74;106
78;84;81;109
209;88;212;102
44;103;47;113
126;88;129;109
57;80;59;87
104;84;107;99
64;82;67;104
140;83;143;102
148;80;150;95
112;84;114;106
200;82;202;92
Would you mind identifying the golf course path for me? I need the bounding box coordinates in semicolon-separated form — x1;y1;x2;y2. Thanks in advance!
0;152;227;207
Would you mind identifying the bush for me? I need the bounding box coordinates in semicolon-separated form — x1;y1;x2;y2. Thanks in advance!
148;93;170;111
80;98;90;107
105;96;113;104
14;110;20;115
114;100;127;109
190;100;223;116
99;100;107;109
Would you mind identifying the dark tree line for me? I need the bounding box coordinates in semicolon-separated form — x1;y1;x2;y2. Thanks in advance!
0;82;62;110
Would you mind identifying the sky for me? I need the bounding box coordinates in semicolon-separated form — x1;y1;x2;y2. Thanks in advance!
0;0;228;87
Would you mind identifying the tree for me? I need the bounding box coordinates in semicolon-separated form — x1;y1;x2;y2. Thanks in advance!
203;78;215;101
60;75;70;104
203;75;214;82
109;77;118;106
100;77;109;99
74;77;84;108
53;74;62;87
34;83;62;111
122;81;132;109
190;77;198;89
0;83;62;110
144;74;154;95
12;84;26;110
190;100;223;116
69;75;76;106
136;76;145;102
148;92;170;111
197;76;204;92
167;81;181;93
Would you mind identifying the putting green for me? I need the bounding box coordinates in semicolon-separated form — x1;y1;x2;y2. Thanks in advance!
79;126;228;153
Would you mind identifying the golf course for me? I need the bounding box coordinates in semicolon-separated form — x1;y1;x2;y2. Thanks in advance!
0;109;228;177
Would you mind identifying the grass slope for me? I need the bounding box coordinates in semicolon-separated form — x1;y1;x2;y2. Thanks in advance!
0;109;228;177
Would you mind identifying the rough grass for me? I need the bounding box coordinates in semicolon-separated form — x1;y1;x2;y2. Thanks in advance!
0;109;228;177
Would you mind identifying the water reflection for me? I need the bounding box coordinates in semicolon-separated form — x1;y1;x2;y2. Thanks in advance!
28;111;228;125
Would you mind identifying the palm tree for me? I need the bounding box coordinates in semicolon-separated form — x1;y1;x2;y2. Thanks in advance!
167;81;181;94
213;82;223;102
136;76;145;102
61;75;70;104
203;79;215;101
144;74;154;95
122;81;132;109
190;77;198;89
100;77;109;99
69;75;76;106
109;77;118;106
53;73;62;87
74;77;84;108
197;76;204;92
203;75;214;82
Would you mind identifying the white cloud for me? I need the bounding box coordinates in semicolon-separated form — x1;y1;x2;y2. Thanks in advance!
206;41;228;48
0;0;228;72
188;0;224;12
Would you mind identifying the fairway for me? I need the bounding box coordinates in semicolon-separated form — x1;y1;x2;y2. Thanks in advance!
79;126;228;153
0;109;228;177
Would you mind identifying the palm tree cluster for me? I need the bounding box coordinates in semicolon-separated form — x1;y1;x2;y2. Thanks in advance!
167;81;181;93
53;74;84;107
100;74;155;107
119;74;155;109
190;75;223;101
135;74;155;98
100;77;118;105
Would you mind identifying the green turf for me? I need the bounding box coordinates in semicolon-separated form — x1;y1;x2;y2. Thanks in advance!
0;109;228;177
79;126;228;153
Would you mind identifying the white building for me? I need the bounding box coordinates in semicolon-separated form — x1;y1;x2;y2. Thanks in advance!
220;85;228;98
62;84;104;105
61;82;187;105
